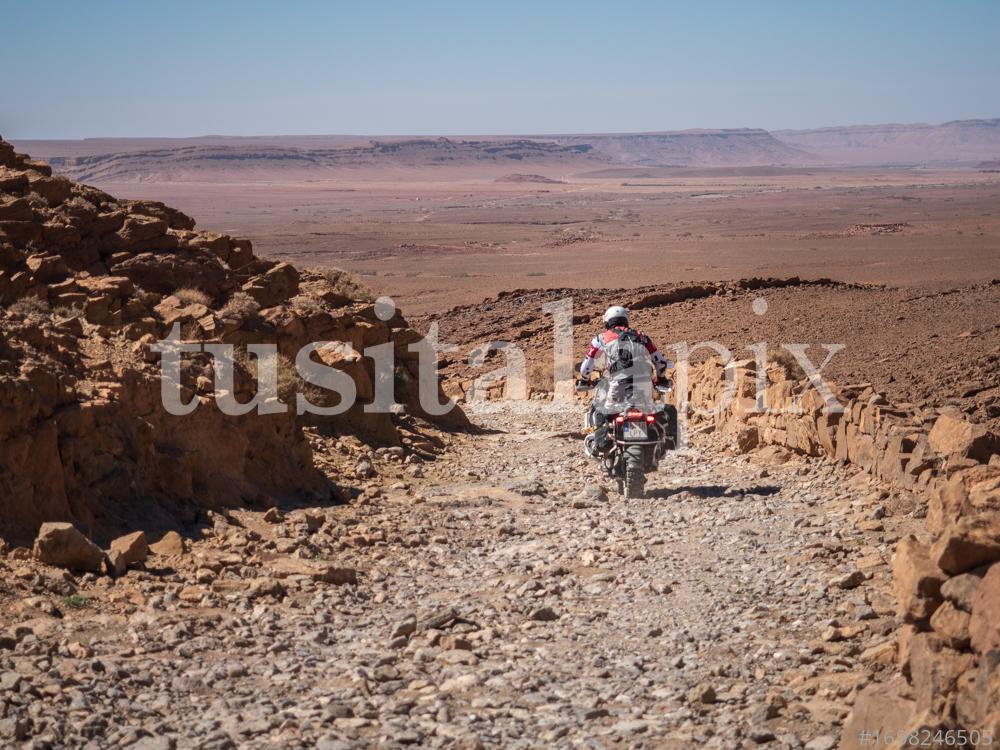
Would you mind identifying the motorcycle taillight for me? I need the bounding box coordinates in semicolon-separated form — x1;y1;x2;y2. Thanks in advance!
645;414;655;423
625;410;644;420
614;416;625;425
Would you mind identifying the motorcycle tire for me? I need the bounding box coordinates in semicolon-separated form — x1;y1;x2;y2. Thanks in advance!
623;447;645;499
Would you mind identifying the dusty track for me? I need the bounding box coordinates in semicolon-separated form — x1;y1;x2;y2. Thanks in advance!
1;403;916;749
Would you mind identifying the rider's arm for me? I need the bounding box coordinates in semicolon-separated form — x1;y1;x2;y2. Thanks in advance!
644;337;670;375
579;337;602;376
651;350;669;374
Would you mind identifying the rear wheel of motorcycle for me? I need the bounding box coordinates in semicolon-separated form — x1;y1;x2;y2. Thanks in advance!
623;450;645;499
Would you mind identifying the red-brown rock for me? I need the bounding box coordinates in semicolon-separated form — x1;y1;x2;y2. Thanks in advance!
893;535;946;624
32;522;104;573
929;410;1000;463
969;563;1000;653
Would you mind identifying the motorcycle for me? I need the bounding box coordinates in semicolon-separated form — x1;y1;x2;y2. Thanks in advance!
577;372;678;499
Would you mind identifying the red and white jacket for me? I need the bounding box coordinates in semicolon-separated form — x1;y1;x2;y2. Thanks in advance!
579;326;668;378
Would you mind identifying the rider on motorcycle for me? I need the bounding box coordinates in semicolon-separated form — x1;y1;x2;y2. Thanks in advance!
580;305;669;454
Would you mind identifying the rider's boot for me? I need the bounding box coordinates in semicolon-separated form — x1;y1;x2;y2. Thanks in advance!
595;424;612;452
584;424;612;458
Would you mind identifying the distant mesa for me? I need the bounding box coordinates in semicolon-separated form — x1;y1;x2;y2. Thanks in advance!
31;138;600;182
554;128;814;168
493;173;566;184
12;118;1000;183
774;119;1000;165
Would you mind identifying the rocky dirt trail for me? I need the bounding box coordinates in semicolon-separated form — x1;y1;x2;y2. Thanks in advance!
1;403;915;750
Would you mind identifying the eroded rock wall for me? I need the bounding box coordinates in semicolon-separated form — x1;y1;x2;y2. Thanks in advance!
682;358;1000;739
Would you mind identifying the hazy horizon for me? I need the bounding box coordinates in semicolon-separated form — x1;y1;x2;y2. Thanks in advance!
3;0;998;139
10;115;1000;144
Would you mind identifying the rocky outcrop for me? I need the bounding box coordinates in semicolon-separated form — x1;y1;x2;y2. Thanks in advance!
0;136;467;546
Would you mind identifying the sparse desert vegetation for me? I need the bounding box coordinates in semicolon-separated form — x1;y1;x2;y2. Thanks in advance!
322;267;375;302
8;296;51;321
173;287;212;307
219;290;261;321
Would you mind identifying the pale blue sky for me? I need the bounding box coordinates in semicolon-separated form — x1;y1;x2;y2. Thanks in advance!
2;0;998;138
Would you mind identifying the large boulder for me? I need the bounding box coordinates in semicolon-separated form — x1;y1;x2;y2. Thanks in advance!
928;410;1000;463
32;522;104;573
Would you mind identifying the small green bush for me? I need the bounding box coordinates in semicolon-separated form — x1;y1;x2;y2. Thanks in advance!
63;594;89;609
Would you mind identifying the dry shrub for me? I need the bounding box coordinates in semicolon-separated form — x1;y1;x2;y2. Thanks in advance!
180;320;203;341
290;294;326;316
8;296;50;321
52;304;84;320
322;267;374;302
220;291;260;321
235;349;316;403
768;348;806;381
174;287;211;307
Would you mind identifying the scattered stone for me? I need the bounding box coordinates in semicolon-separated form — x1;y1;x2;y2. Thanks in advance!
830;570;865;590
529;606;559;622
804;736;837;750
749;726;776;743
969;562;1000;652
149;531;189;557
689;683;717;705
268;557;357;585
421;606;459;631
390;615;417;639
355;458;376;479
573;486;608;507
109;530;148;569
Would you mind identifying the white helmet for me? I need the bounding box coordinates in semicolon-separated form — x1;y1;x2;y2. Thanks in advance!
603;305;629;326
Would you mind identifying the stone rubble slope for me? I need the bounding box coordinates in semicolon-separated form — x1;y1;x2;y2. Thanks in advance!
0;403;920;749
0;136;466;546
